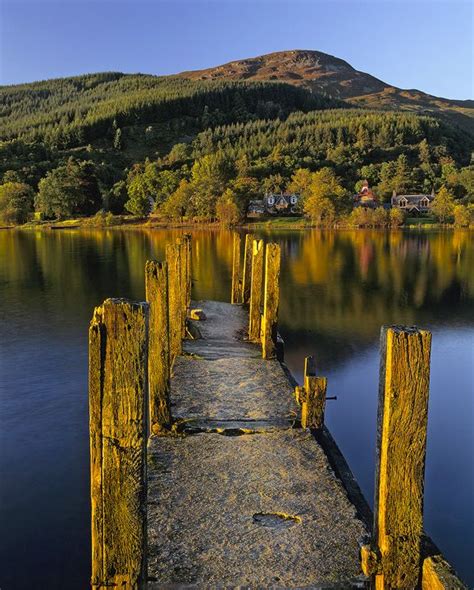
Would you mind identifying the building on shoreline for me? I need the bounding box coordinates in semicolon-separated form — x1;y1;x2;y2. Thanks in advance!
353;180;380;209
247;192;300;217
391;190;435;214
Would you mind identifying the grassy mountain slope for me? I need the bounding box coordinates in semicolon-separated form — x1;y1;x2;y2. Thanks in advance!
0;50;472;206
178;50;474;134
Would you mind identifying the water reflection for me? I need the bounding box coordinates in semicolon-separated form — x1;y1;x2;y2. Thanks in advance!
0;228;472;588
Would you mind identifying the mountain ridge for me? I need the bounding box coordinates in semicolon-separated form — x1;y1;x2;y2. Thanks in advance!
177;49;474;132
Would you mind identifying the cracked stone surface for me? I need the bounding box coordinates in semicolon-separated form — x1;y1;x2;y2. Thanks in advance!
147;300;368;588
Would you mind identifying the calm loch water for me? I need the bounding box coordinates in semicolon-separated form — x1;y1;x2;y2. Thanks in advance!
0;228;473;588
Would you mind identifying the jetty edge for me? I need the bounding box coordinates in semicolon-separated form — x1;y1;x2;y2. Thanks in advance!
88;232;467;589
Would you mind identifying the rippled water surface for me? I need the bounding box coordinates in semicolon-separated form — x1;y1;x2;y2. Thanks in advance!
0;228;473;588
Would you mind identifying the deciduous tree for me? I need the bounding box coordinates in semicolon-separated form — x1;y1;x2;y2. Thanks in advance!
0;181;34;224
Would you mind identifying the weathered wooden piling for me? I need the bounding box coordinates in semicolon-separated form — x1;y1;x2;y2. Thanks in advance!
145;260;171;434
300;356;327;430
183;234;192;312
369;326;432;589
231;232;241;304
89;298;148;589
166;241;183;362
262;243;281;359
241;233;254;304
176;236;190;337
249;239;264;341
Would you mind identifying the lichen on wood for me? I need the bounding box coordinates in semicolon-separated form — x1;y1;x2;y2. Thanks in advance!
300;355;327;429
89;298;148;589
145;260;171;434
248;239;264;342
374;325;432;590
166;242;183;362
422;555;468;590
262;243;281;359
241;233;254;304
231;232;241;304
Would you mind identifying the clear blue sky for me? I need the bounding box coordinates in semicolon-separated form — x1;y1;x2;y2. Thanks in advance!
1;0;472;99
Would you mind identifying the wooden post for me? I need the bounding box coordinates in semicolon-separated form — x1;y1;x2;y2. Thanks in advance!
248;239;264;342
176;236;189;337
262;243;281;359
300;356;327;429
241;233;254;304
373;326;432;590
231;232;241;304
183;234;192;312
166;241;183;362
89;298;148;589
145;260;171;434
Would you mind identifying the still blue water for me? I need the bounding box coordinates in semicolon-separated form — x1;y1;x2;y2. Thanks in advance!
0;228;472;588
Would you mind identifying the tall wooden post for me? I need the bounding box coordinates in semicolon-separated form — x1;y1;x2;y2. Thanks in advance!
145;260;171;434
262;243;281;359
183;234;192;312
176;236;190;337
300;356;327;429
89;298;148;589
241;233;254;304
249;239;264;342
166;241;183;362
231;232;241;304
373;326;432;590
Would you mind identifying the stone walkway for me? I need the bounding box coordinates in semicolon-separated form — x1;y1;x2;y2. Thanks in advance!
147;301;369;588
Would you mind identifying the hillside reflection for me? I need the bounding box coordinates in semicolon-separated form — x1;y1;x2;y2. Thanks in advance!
1;229;472;339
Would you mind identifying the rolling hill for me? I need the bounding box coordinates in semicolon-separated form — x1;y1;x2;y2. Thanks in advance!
0;49;472;209
178;50;474;133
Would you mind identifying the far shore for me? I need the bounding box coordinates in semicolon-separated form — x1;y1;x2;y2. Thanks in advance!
1;215;470;232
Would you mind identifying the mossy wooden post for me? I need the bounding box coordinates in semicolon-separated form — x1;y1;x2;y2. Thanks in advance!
241;233;254;304
166;241;183;362
183;233;192;312
145;260;171;434
262;243;281;359
373;325;432;590
89;298;148;589
176;237;189;337
249;239;264;341
231;232;241;304
300;355;327;429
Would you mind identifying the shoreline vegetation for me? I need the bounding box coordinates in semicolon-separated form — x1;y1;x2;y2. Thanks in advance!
3;213;471;231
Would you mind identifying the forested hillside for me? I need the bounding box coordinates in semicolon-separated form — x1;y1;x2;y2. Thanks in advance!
0;57;473;226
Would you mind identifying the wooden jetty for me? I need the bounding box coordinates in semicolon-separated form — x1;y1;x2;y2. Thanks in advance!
88;234;467;589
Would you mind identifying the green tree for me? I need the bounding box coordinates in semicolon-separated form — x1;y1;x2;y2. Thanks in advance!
160;179;193;219
190;153;231;217
373;207;388;227
125;184;151;216
287;168;313;200
389;207;405;227
2;170;23;184
106;180;128;214
453;204;472;227
349;207;370;227
0;181;35;224
393;154;411;193
231;176;260;212
377;161;397;200
216;189;241;225
35;159;102;219
167;143;191;165
431;186;455;223
307;167;349;214
304;193;335;225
